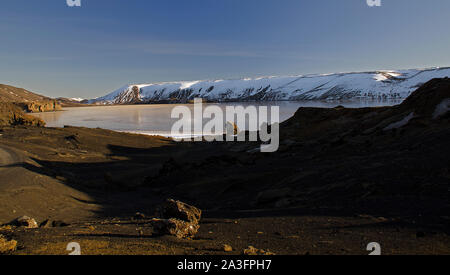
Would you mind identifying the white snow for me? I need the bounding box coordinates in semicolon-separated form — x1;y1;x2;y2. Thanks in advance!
433;98;450;119
179;81;201;90
384;112;415;131
91;67;450;104
70;98;84;102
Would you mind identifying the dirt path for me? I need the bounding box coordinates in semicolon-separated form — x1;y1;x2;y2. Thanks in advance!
0;144;100;225
0;145;27;191
0;145;21;166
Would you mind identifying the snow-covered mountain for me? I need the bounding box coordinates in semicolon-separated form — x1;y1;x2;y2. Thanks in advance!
90;67;450;104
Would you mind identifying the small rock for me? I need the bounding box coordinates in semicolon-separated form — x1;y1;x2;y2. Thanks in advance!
243;246;275;256
40;219;52;228
0;234;17;254
150;218;199;239
10;216;38;229
224;244;233;252
0;225;12;231
156;199;202;224
243;246;258;255
226;121;240;135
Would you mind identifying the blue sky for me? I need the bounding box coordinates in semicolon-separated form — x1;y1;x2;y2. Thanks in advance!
0;0;449;98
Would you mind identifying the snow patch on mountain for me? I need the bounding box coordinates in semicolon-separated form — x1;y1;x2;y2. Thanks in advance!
90;67;450;104
433;98;450;119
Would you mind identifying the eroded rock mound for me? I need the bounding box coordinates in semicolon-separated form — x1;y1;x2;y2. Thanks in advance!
156;199;202;224
16;100;61;113
151;199;202;239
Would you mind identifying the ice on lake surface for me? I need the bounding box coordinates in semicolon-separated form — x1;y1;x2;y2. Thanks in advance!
32;100;403;136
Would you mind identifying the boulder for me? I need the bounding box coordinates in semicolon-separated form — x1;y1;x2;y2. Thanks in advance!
156;199;202;224
152;199;202;239
150;218;199;239
10;216;38;229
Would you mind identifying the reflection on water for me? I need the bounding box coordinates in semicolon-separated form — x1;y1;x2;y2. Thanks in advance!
31;100;403;135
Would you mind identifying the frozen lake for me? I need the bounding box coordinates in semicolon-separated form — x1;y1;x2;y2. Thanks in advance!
32;100;403;136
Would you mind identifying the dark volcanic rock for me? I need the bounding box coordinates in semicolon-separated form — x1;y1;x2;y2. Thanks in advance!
156;199;202;224
9;216;38;229
151;199;202;239
150;218;200;239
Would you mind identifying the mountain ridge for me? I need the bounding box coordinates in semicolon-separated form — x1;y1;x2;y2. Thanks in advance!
90;67;450;104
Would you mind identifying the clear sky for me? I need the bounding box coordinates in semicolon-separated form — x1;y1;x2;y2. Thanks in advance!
0;0;449;99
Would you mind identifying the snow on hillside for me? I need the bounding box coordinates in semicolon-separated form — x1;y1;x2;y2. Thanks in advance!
90;67;450;104
70;98;85;102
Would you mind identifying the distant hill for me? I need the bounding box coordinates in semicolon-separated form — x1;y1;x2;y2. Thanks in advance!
91;67;450;104
0;84;52;103
0;84;61;112
56;97;90;107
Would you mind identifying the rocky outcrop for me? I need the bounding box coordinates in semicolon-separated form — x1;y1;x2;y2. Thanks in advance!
16;100;62;113
0;103;46;127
